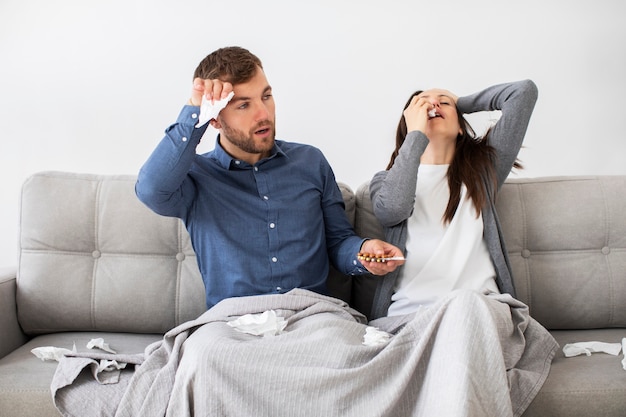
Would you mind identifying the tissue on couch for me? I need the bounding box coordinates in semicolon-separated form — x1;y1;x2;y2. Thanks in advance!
227;310;287;336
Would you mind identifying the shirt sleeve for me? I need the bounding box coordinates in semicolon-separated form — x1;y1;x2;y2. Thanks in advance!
318;155;370;276
135;105;209;219
370;131;429;228
456;79;538;187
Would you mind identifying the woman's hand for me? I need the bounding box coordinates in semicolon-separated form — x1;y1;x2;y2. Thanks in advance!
403;96;432;134
403;89;459;134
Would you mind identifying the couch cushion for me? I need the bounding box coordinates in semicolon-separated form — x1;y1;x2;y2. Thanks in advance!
0;332;160;417
337;182;355;226
497;176;626;329
523;328;626;417
17;172;207;335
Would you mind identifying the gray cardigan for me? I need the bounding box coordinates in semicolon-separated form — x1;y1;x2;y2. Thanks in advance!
369;80;538;320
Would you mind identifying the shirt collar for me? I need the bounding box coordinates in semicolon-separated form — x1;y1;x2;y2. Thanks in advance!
212;135;287;170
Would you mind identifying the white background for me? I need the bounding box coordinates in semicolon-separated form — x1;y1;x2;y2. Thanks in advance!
1;0;625;267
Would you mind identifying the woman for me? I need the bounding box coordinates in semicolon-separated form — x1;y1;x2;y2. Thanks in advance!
368;80;558;417
371;79;535;317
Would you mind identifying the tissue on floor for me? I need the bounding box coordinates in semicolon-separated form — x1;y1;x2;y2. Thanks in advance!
562;341;622;357
227;310;287;336
86;337;116;354
31;345;76;362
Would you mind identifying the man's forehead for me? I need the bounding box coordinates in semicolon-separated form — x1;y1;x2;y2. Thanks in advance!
230;68;271;99
231;84;272;102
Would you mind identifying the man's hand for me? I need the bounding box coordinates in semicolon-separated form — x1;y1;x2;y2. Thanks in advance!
358;239;405;276
189;78;234;106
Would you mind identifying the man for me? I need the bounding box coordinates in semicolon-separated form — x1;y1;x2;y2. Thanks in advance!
135;46;403;309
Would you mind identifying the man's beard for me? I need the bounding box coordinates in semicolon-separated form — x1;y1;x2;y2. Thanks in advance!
220;119;276;155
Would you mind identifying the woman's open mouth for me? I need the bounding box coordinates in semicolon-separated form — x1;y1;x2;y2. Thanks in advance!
428;110;443;119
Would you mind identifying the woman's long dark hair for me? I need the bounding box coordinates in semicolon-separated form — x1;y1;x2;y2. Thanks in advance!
387;91;521;224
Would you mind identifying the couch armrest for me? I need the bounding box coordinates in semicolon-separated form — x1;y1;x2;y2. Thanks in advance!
0;267;28;359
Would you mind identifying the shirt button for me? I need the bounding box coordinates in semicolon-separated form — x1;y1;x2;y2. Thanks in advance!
269;223;276;229
254;167;259;171
276;287;282;291
235;160;241;165
263;196;269;200
191;113;198;119
272;257;278;263
182;137;188;142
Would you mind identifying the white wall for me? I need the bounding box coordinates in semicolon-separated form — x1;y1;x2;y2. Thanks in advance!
1;0;625;267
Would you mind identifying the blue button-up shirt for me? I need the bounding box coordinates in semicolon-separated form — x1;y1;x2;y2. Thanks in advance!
136;105;368;308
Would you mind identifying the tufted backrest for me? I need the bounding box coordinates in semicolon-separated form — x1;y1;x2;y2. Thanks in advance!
17;172;206;335
353;176;626;330
495;176;626;329
18;172;626;333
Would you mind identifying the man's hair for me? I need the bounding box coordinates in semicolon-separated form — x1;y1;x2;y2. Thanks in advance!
193;46;263;84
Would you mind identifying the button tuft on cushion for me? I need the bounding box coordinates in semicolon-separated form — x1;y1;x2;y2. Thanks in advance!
92;250;101;258
521;249;531;258
176;252;186;261
602;246;610;255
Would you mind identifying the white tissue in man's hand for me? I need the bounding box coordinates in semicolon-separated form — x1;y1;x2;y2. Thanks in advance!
227;310;287;336
196;91;235;128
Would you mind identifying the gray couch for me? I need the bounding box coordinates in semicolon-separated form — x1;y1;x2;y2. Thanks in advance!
1;171;625;416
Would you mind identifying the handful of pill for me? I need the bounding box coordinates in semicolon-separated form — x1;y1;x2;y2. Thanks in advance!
357;253;405;263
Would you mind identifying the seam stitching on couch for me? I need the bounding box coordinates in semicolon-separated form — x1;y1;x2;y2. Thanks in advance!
517;183;531;312
91;179;103;330
598;178;615;326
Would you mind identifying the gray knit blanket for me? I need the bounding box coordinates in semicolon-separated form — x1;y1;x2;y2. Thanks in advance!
51;288;557;417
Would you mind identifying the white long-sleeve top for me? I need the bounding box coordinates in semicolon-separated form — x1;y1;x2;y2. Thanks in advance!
387;164;499;316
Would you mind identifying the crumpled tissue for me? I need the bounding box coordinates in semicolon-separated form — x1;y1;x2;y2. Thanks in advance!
562;341;622;357
227;310;287;336
196;91;235;128
362;326;392;346
86;337;116;354
96;359;126;373
31;343;77;362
